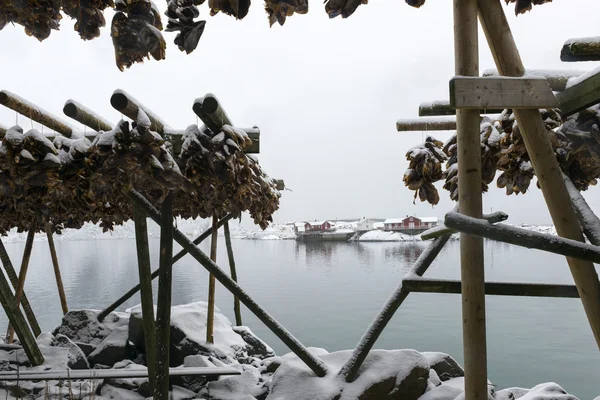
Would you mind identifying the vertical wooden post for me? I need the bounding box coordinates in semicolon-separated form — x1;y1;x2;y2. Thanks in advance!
223;221;242;326
7;222;37;343
478;0;600;349
133;207;157;391
44;222;68;315
455;0;488;398
206;215;218;344
0;239;41;337
153;192;174;400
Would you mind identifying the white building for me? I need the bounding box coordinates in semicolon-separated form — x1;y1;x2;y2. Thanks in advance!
356;218;385;232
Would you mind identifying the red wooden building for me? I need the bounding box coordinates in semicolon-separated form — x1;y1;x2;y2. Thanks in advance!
304;221;333;232
383;216;438;231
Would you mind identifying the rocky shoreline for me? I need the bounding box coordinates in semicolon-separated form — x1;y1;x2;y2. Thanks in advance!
0;302;586;399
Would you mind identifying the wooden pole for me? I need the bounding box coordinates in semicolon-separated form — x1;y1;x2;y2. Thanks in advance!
455;0;488;398
97;214;234;322
128;189;329;377
419;100;503;117
192;94;233;134
561;38;600;62
133;207;157;391
44;222;68;315
63;100;113;132
153;192;174;400
7;221;37;343
396;118;458;132
563;173;600;246
0;239;41;337
206;215;218;344
478;0;600;349
0;91;73;137
224;221;242;326
110;90;169;135
421;211;508;240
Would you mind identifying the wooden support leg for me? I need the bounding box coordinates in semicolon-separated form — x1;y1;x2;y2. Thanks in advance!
224;221;242;327
207;215;218;344
455;0;488;398
7;224;37;343
133;207;157;391
153;192;174;400
478;0;600;349
0;239;41;337
45;222;68;315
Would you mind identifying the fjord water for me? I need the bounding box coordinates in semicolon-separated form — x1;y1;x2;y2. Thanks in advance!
1;238;598;398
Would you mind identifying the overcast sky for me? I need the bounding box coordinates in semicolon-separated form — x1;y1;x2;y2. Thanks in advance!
1;0;600;227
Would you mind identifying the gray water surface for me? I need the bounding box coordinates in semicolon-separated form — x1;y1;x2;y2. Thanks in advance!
1;238;598;398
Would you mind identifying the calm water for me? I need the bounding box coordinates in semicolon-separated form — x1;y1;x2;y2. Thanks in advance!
1;238;598;398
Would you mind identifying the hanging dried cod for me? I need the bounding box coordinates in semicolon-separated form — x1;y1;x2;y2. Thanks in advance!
403;136;446;205
165;0;206;54
0;0;62;41
62;0;114;40
264;0;308;26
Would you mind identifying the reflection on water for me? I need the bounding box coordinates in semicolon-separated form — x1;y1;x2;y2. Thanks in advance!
0;238;597;398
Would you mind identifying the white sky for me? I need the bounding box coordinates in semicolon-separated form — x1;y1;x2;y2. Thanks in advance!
1;0;600;226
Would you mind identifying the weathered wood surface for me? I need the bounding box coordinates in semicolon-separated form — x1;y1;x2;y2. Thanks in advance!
206;215;218;344
561;37;600;62
478;0;600;349
97;214;234;321
563;173;600;246
338;234;452;382
45;222;68;315
154;192;174;400
133;207;156;390
445;212;600;263
482;68;584;91
63;100;113;132
128;189;329;378
419;100;502;116
7;224;36;343
0;91;73;137
111;89;168;135
224;221;243;326
0;239;41;337
0;123;7;138
450;77;558;109
555;68;600;117
0;367;241;381
396;117;457;132
402;278;580;298
421;211;508;240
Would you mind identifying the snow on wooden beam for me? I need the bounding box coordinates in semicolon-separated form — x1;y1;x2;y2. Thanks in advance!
450;77;559;110
0;91;74;137
561;37;600;62
563;173;600;246
482;69;584;92
402;278;579;299
419;100;502;116
421;211;508;240
444;212;600;264
556;66;600;117
396;117;457;132
63;100;113;132
110;89;169;134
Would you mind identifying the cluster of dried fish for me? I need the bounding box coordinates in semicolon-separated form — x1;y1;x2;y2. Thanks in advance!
403;0;551;15
111;0;166;71
178;124;280;228
0;0;62;41
62;0;114;40
209;0;249;19
324;0;366;19
165;0;206;54
264;0;307;26
403;136;446;205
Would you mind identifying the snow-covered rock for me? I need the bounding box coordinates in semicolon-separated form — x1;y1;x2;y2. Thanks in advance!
422;352;464;382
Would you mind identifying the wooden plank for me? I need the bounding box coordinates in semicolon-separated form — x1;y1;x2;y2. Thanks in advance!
419;100;502;116
224;221;242;326
478;0;600;350
402;278;579;298
45;222;68;315
0;91;73;137
555;67;600;117
0;367;240;381
450;76;558;109
154;192;174;400
561;37;600;62
482;68;584;91
110;89;169;135
396;117;457;132
421;211;508;240
63;100;113;132
133;206;157;390
206;215;218;344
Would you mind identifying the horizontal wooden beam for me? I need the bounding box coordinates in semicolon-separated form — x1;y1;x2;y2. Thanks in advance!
444;212;600;264
63;100;113;132
555;67;600;117
419;100;502;116
402;278;579;298
396;117;457;132
421;211;508;240
561;37;600;62
563;172;600;247
450;77;559;110
0;367;241;381
110;89;169;135
0;91;74;137
482;69;584;92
